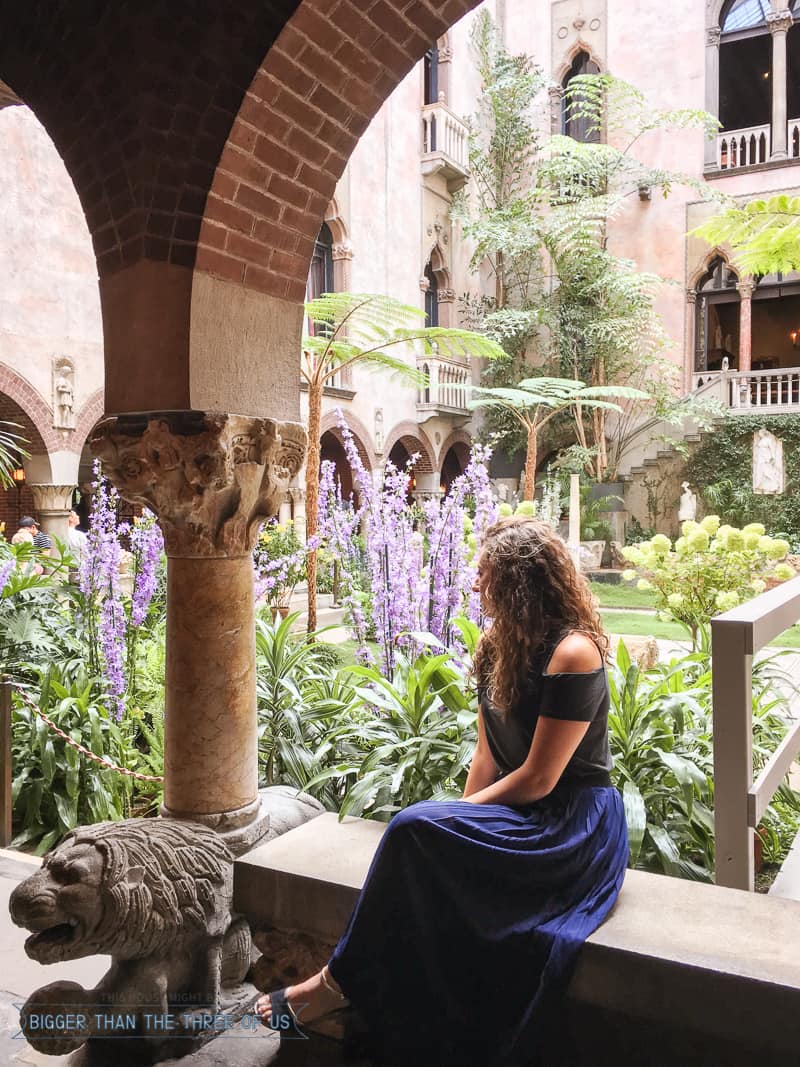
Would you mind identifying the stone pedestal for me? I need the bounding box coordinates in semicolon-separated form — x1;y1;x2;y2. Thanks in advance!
91;411;306;853
28;483;75;542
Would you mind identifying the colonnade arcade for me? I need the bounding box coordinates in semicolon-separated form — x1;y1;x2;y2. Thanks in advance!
0;0;484;850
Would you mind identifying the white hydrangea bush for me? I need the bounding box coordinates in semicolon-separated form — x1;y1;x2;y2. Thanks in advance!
622;516;796;647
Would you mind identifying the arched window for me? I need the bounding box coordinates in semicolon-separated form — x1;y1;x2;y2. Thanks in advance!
424;262;438;327
424;45;439;106
306;223;334;307
719;0;772;139
562;51;600;143
721;0;769;34
695;258;740;372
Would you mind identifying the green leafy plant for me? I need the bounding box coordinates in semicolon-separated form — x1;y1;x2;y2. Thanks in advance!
305;632;479;820
686;414;800;544
255;612;363;807
610;637;800;881
691;193;800;276
621;516;796;648
12;669;136;852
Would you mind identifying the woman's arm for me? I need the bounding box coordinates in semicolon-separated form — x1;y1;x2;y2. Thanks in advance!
463;633;599;806
462;706;499;798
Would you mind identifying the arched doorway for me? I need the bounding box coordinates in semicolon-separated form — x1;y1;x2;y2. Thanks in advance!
440;442;470;494
695;256;740;371
320;429;356;504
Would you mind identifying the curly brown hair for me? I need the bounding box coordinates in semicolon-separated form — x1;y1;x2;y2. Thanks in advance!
473;517;607;715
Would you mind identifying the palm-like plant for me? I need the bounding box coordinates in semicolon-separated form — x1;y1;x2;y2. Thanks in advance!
469;376;646;498
0;419;29;488
302;292;505;630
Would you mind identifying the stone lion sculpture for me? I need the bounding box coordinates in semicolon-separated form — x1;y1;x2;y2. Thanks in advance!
9;818;251;1055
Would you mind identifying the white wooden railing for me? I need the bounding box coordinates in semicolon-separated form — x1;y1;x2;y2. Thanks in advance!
416;356;470;414
717;123;770;169
713;578;800;890
421;101;468;172
692;368;800;411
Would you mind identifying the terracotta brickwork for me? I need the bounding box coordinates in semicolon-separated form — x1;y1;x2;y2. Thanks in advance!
0;0;480;292
382;422;437;473
0;366;58;454
196;0;482;302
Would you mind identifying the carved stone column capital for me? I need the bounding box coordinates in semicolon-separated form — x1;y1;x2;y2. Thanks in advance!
331;241;353;261
437;287;456;303
686;288;698;305
706;25;721;46
767;10;793;35
28;484;75;514
737;278;755;299
91;411;306;558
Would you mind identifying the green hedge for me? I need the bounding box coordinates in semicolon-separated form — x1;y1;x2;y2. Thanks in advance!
686;415;800;549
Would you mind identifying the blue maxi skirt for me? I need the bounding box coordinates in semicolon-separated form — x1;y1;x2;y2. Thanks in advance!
328;783;628;1067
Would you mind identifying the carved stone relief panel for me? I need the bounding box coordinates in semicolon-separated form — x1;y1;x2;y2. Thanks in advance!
551;0;607;77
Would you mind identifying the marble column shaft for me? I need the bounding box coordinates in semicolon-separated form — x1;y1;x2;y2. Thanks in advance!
738;281;754;374
768;12;792;160
91;411;306;849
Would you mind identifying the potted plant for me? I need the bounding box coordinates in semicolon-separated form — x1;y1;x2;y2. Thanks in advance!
254;520;306;619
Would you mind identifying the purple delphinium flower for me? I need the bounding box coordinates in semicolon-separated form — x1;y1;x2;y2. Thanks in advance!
321;412;497;667
0;558;14;596
129;510;164;627
81;461;127;718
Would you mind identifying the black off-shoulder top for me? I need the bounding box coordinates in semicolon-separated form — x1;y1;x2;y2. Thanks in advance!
478;631;613;783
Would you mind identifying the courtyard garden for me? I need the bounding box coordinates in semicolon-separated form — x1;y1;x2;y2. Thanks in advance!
4;432;800;891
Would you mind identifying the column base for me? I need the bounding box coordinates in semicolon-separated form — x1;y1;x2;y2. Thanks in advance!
160;795;271;856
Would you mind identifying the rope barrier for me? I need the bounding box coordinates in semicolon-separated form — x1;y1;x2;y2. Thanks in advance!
14;686;164;783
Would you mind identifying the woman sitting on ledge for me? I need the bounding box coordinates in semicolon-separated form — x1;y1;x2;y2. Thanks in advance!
257;517;629;1066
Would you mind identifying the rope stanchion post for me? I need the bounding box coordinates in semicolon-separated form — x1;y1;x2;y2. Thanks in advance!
0;676;12;847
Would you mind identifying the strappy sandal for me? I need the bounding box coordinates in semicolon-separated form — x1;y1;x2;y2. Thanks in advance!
256;965;349;1034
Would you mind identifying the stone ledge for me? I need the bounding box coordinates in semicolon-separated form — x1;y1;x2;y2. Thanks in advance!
234;811;800;1064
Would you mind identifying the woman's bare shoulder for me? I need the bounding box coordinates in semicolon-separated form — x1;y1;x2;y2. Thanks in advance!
545;631;602;675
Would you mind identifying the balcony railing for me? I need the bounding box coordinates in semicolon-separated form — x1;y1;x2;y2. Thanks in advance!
421;101;469;191
416;355;470;417
717;123;770;169
691;367;800;412
712;577;800;890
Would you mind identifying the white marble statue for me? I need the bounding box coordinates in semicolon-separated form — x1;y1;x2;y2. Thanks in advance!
497;482;509;503
753;429;785;495
678;481;697;522
374;408;384;455
53;358;76;430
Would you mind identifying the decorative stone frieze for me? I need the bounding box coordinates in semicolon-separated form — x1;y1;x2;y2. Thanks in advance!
91;411;306;558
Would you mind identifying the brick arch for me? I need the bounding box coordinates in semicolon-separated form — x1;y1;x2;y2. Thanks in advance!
0;364;59;455
0;0;484;415
438;428;473;471
71;388;105;456
195;0;484;302
383;421;436;474
319;410;374;471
